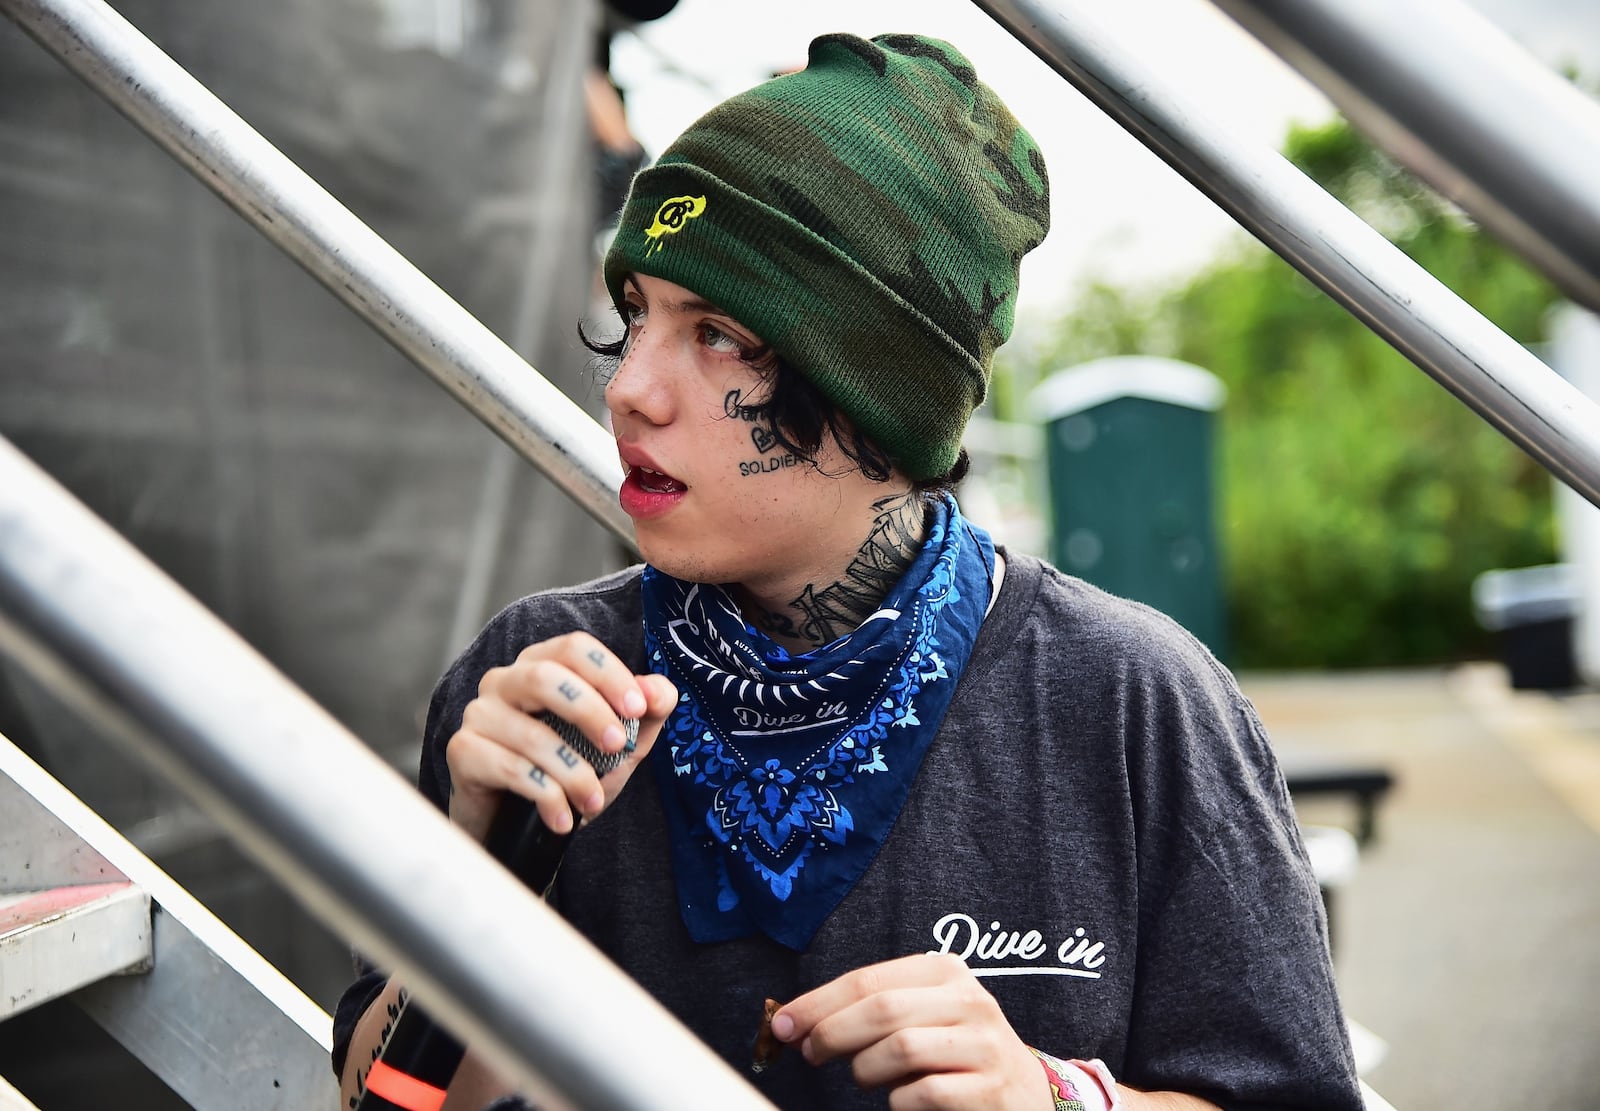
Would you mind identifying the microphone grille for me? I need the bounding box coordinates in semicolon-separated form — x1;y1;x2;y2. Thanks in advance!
535;711;639;778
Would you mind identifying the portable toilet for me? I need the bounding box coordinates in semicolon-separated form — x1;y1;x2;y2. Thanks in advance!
1030;356;1228;659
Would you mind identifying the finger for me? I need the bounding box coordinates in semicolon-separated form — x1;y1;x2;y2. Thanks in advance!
849;1021;999;1088
521;632;650;722
444;727;575;838
776;953;970;1046
623;673;679;764
489;658;634;758
802;983;983;1067
887;1071;997;1111
638;672;679;723
461;697;608;819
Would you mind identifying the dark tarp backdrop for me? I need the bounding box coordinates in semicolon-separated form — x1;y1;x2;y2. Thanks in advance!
0;1;621;1102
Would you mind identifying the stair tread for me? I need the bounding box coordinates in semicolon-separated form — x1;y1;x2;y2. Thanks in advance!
0;882;138;937
0;882;151;1020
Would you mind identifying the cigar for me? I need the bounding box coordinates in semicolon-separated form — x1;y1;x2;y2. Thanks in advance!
752;998;784;1073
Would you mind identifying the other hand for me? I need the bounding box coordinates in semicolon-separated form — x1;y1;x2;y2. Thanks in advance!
771;952;1052;1110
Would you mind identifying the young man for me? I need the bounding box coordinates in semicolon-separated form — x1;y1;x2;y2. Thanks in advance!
336;33;1363;1111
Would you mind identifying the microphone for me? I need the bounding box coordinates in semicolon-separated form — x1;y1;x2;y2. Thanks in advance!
355;712;639;1111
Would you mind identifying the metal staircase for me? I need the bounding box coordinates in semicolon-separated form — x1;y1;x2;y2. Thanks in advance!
0;733;334;1109
0;0;1597;1105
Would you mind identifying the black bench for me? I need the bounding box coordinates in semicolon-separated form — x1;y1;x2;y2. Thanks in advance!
1279;755;1395;847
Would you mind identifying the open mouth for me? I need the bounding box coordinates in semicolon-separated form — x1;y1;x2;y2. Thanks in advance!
631;465;686;494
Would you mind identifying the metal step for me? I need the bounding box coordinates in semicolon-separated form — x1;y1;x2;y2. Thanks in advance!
0;881;151;1020
1;734;336;1109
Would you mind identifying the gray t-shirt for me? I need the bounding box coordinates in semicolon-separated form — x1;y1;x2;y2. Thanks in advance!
335;553;1361;1110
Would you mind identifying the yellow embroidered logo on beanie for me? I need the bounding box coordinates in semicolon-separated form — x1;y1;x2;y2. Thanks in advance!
644;195;707;255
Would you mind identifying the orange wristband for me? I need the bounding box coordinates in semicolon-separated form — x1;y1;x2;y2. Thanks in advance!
364;1059;448;1111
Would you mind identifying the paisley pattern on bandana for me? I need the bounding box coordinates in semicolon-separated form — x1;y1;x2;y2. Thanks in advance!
643;496;994;950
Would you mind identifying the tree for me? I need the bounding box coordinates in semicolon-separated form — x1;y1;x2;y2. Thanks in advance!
1001;119;1561;668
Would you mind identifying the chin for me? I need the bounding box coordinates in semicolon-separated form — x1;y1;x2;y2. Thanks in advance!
635;537;732;585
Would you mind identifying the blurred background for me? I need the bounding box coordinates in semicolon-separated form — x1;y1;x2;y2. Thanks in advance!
1;0;1597;1107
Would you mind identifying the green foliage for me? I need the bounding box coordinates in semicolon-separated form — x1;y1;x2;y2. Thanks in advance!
1002;119;1561;668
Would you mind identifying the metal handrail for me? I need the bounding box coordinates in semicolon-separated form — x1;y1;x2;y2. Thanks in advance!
974;0;1600;510
1213;0;1600;315
0;436;771;1111
0;0;633;549
3;0;1599;1105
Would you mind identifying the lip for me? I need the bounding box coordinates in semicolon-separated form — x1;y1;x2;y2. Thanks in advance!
616;443;687;521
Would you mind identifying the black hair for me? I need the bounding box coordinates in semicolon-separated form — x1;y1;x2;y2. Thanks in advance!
580;324;970;495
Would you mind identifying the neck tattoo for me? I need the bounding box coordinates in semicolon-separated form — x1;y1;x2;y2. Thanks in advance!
748;492;929;649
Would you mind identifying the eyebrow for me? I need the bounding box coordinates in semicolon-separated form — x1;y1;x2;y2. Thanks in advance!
665;296;724;315
623;278;726;318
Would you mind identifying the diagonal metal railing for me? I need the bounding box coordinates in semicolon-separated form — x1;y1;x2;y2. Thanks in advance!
1213;0;1600;316
974;0;1600;510
0;434;772;1111
0;0;766;1106
0;0;634;550
4;0;1600;1105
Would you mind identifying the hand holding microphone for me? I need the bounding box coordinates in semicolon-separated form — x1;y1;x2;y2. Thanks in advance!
444;631;678;844
354;633;676;1111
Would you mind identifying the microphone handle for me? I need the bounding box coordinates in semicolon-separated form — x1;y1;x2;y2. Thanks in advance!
354;713;638;1110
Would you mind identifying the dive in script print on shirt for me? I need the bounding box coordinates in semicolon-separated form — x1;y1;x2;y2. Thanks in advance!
927;910;1110;979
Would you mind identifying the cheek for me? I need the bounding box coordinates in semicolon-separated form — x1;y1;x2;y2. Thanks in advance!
709;409;794;480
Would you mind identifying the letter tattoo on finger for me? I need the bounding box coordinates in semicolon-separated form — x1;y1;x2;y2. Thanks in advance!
586;649;605;669
528;766;548;787
555;745;580;769
557;680;580;702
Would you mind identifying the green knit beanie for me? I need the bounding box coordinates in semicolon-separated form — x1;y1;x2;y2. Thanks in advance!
603;32;1050;480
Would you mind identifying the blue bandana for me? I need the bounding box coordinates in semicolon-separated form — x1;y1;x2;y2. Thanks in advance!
641;496;994;950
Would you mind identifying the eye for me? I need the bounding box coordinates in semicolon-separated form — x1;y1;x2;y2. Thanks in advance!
700;323;746;355
621;300;646;329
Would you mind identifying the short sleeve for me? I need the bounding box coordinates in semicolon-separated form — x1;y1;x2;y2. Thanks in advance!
1115;631;1362;1108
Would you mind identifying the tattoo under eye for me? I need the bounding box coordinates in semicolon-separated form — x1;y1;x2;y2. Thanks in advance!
727;389;783;457
724;389;764;423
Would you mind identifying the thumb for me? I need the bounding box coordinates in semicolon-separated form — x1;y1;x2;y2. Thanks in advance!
639;672;679;722
597;673;676;791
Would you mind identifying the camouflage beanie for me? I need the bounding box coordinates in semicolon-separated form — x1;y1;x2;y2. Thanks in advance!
603;33;1050;480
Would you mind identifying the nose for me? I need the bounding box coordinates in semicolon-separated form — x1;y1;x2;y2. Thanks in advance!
604;326;673;427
